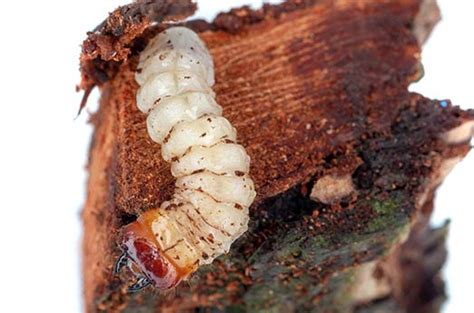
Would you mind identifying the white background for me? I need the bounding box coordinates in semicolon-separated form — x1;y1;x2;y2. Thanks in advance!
0;1;471;312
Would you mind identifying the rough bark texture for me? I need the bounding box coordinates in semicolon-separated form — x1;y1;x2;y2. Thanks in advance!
81;0;473;312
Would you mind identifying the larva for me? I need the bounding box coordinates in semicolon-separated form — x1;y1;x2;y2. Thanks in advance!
115;27;256;291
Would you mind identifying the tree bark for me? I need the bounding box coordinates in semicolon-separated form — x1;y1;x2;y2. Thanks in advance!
80;0;474;312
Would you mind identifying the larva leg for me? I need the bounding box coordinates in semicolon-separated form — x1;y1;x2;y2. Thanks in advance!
117;27;256;291
113;252;129;274
127;276;152;293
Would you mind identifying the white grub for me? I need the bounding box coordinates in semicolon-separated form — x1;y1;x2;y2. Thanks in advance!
310;174;355;204
135;27;255;273
440;120;474;145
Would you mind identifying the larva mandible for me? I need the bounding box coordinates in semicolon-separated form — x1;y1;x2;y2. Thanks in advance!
115;27;256;291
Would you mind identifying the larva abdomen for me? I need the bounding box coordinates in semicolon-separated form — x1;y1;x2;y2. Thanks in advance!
175;189;249;239
146;92;222;144
171;143;250;177
176;172;255;207
161;115;237;161
117;27;256;291
136;71;213;113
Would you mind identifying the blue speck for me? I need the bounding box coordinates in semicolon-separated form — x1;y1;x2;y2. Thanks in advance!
440;100;448;108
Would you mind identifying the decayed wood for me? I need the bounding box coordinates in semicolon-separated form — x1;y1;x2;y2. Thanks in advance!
81;0;474;312
78;0;197;112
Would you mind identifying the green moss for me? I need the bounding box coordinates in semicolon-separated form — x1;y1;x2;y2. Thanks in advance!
309;235;330;250
367;216;393;233
244;274;323;312
245;283;285;312
372;199;398;215
273;233;329;263
223;304;247;313
366;198;408;234
274;235;305;261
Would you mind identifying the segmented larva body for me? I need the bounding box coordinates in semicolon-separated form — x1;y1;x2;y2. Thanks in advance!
119;27;256;290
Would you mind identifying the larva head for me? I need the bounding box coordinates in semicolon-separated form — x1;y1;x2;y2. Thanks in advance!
120;216;181;289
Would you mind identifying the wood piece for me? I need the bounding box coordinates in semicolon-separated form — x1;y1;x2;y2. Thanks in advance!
80;0;474;312
78;0;197;112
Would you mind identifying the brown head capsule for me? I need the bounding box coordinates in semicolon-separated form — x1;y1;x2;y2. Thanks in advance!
120;211;181;290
